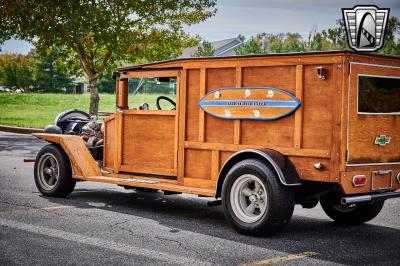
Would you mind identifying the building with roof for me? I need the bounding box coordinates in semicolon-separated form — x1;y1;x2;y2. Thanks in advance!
179;37;243;58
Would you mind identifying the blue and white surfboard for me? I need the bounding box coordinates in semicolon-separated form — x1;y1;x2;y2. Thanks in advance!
198;87;300;120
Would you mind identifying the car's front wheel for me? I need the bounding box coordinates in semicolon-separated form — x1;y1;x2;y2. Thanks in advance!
34;144;76;197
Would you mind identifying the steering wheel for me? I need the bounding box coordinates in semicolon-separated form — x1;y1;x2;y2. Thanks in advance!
156;96;176;110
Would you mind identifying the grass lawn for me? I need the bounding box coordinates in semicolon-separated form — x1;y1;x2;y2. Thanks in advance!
0;93;176;128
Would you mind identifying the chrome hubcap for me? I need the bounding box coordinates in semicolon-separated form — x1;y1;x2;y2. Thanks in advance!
37;153;59;190
230;174;268;223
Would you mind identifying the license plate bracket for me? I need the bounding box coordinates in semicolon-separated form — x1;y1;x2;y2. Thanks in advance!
372;170;393;191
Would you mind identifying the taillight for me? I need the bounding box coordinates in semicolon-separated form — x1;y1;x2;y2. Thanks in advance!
352;175;367;187
397;172;400;184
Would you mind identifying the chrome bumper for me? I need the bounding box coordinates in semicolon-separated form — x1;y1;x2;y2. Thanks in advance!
341;191;400;205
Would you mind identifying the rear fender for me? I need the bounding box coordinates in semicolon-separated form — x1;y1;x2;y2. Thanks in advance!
215;149;302;198
33;133;101;178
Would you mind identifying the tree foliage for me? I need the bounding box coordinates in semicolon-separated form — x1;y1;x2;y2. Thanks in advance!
1;0;217;114
0;54;34;90
193;40;215;57
236;17;400;55
0;50;74;92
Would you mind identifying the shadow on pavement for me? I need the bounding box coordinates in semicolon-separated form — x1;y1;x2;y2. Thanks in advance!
43;187;400;265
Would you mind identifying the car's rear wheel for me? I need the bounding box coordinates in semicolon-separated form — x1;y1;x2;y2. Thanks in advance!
34;144;76;197
222;159;295;236
320;191;384;224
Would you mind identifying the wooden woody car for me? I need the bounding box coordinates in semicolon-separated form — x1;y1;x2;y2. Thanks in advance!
32;51;400;236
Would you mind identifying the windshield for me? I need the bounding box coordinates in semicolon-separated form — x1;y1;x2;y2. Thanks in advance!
128;77;177;110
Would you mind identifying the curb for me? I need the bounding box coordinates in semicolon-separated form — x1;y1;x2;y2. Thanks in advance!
0;125;43;134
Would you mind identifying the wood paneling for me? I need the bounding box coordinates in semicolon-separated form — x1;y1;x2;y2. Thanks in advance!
234;67;242;144
120;70;178;79
121;114;176;173
185;141;330;158
32;134;101;178
220;151;234;169
204;68;235;144
104;116;115;169
198;68;206;142
302;65;334;150
294;65;304;148
178;70;187;182
347;63;400;164
183;177;216;189
184;149;211;179
241;66;296;147
211;150;220;180
185;69;200;141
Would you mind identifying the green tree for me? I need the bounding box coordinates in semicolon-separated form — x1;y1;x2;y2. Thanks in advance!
0;54;34;90
33;47;74;92
380;17;400;55
193;40;215;57
1;0;216;115
235;34;265;55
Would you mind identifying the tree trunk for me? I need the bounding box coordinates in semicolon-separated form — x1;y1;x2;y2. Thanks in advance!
88;76;100;116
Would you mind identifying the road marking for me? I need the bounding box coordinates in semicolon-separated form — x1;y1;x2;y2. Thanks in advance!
0;218;211;266
242;251;318;266
0;205;74;215
40;205;74;211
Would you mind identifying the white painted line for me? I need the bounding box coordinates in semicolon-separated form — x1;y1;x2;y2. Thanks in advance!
0;218;211;266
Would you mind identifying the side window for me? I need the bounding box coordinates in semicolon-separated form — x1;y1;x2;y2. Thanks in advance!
128;77;177;110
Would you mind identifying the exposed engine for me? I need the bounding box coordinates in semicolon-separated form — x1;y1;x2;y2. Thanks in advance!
43;109;104;162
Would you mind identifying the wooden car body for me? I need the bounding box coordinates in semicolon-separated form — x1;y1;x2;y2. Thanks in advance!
34;51;400;199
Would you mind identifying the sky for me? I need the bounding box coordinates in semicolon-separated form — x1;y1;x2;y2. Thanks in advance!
1;0;399;55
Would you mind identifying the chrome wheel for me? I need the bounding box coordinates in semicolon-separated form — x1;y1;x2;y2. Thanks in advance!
37;153;60;191
230;174;268;223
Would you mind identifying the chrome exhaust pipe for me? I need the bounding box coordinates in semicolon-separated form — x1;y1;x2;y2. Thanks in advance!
341;191;400;205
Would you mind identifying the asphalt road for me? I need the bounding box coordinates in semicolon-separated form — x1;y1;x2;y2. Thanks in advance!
0;131;399;266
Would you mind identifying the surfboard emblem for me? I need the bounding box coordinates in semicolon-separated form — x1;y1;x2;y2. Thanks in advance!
198;87;301;120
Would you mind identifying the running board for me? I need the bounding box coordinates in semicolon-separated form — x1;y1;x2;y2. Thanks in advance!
73;175;215;197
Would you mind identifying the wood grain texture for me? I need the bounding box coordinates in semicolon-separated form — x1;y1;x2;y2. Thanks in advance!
204;68;235;144
198;68;206;142
116;78;129;109
104;116;115;169
184;141;330;158
234;66;241;144
79;175;214;196
121;113;176;174
347;63;400;165
184;149;211;179
211;150;220;180
294;65;303;148
114;111;123;173
329;63;342;182
120;70;178;79
185;69;200;141
241;66;296;147
302;65;334;150
177;69;187;183
33;134;101;177
340;56;350;172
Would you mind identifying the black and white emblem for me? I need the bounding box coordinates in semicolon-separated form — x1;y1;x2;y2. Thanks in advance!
342;5;389;52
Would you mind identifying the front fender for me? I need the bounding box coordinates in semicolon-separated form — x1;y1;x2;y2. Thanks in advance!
33;133;101;178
